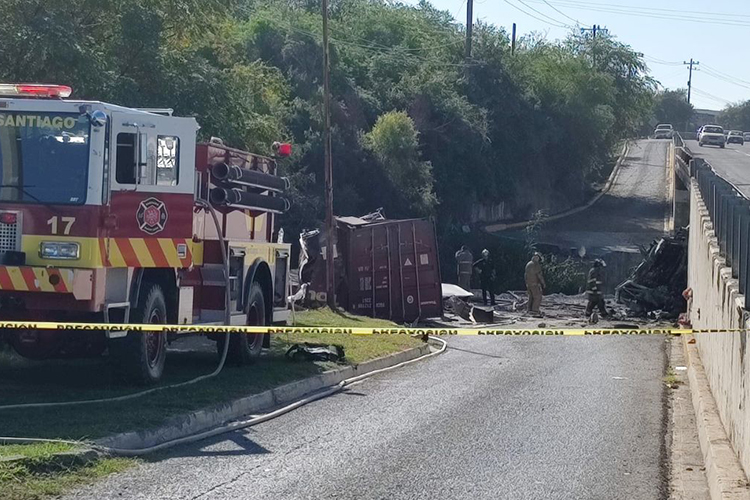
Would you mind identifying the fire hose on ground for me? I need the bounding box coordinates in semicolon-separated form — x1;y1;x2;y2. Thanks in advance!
0;197;448;453
0;336;447;456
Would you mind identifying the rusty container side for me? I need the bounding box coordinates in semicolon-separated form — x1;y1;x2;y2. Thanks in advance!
346;219;442;322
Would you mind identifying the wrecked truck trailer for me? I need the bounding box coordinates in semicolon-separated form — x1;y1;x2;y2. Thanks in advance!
615;232;688;318
298;213;443;323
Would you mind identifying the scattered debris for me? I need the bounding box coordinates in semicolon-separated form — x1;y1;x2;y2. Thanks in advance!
615;231;688;318
446;296;474;321
445;296;495;323
437;283;676;330
471;307;495;323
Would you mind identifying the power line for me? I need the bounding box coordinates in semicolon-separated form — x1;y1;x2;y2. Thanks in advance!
530;0;750;19
517;0;573;28
542;0;581;24
701;64;750;88
502;0;569;28
242;11;479;70
701;68;750;92
692;87;731;106
524;0;750;27
643;55;682;67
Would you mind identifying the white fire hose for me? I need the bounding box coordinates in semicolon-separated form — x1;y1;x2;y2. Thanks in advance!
0;337;447;456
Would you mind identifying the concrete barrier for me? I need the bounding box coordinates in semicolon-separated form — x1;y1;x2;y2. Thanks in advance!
688;179;750;479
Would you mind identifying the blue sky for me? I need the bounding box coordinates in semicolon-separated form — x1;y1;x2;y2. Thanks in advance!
404;0;750;111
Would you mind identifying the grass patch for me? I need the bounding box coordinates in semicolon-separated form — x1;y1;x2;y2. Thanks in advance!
664;367;681;387
0;442;77;459
0;446;134;500
0;308;420;440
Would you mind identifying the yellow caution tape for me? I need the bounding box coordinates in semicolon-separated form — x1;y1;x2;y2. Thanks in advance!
0;321;705;336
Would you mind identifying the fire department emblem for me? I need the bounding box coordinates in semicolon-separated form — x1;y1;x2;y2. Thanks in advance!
136;197;168;235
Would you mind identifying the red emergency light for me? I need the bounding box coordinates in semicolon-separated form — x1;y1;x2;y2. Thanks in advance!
0;213;17;225
272;142;292;158
0;84;73;98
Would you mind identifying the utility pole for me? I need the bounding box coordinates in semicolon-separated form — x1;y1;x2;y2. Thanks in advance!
580;25;607;67
684;59;699;104
465;0;473;61
511;23;517;56
322;0;335;310
580;24;605;39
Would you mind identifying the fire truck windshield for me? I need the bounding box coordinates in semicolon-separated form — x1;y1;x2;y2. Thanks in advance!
0;112;90;205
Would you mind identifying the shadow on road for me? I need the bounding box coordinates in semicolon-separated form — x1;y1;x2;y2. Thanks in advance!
150;431;273;460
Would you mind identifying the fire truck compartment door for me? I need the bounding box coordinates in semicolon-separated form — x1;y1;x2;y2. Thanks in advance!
109;111;197;195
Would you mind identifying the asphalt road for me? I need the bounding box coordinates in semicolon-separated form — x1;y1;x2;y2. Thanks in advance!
530;139;669;253
685;139;750;198
66;336;667;500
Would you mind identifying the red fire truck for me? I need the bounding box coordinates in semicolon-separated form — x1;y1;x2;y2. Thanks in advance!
0;83;291;383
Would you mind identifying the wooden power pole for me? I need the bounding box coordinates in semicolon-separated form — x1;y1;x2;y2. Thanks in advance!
322;0;335;309
465;0;473;61
684;58;699;104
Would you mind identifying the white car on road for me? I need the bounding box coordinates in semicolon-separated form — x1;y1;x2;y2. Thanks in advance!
727;130;745;146
653;123;673;139
698;125;726;148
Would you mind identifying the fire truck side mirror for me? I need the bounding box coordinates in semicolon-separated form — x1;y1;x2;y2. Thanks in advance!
89;110;107;128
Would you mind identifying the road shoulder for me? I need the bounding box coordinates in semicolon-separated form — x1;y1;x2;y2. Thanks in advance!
668;335;710;499
682;334;750;499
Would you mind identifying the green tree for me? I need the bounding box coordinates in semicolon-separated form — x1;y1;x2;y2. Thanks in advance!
719;101;750;132
361;111;436;215
653;89;693;129
0;0;659;271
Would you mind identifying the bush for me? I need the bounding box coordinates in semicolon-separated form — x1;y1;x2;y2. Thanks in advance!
541;255;587;295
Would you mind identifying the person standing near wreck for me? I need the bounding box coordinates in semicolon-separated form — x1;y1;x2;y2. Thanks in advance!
585;259;608;319
455;245;474;292
473;249;496;306
524;252;546;315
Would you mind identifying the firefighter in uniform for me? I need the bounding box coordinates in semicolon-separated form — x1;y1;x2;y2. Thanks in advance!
455;245;474;291
585;259;608;319
473;249;496;306
524;252;546;315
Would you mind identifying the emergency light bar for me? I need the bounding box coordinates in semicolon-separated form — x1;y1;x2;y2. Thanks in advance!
0;84;73;98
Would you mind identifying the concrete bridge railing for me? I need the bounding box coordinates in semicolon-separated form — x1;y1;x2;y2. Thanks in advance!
681;138;750;479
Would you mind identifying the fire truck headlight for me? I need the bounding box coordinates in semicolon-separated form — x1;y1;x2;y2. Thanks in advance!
40;242;80;260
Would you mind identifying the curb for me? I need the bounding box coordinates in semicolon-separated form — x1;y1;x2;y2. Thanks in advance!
484;141;630;232
682;334;750;500
94;343;430;452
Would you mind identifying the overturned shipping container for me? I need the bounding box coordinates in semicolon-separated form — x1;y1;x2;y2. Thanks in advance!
300;215;442;323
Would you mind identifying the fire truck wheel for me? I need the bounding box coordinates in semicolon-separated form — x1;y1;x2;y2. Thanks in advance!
110;283;168;384
219;282;266;365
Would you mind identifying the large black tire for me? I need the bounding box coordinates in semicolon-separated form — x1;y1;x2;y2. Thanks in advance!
218;282;266;365
110;283;168;385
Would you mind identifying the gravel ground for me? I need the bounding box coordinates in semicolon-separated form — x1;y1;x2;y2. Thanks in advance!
65;336;668;500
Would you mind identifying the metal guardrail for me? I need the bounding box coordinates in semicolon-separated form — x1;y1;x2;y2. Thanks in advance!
693;157;750;309
673;131;685;148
